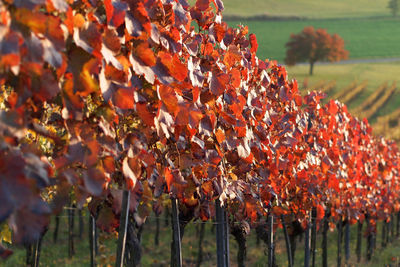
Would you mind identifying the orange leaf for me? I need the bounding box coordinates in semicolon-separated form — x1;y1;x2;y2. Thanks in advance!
215;129;225;144
134;42;156;67
165;167;173;192
158;51;187;82
249;33;258;53
113;88;134;109
158;85;178;113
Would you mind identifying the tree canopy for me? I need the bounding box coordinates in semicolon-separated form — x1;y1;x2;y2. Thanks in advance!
285;26;349;75
388;0;400;16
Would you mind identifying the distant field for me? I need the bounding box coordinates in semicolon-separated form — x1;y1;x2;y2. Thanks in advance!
220;0;389;18
287;61;400;122
227;17;400;62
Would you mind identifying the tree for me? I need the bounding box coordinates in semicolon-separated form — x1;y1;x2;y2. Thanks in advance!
388;0;400;16
285;26;349;75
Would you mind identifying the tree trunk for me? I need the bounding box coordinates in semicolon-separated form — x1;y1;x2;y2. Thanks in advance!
26;244;33;266
337;220;343;267
309;62;315;75
115;190;130;267
322;215;329;267
344;220;350;264
356;221;362;263
231;223;247;267
68;206;75;258
311;208;317;267
125;217;144;267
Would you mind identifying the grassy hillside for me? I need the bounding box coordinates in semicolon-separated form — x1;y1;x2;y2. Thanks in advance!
287;61;400;123
227;17;400;62
221;0;390;19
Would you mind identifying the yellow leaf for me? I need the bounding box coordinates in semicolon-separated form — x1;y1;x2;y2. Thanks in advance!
0;223;12;244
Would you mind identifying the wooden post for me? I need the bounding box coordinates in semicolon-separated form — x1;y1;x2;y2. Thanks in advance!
382;220;387;248
344;220;350;264
366;214;372;261
95;222;99;255
216;199;228;267
196;223;205;267
281;215;293;267
223;208;230;267
155;214;160;246
68;206;75;258
391;214;395;242
268;214;274;267
171;197;182;267
322;214;329;267
337;219;343;267
78;208;84;239
356;220;362;263
397;211;400;237
281;215;293;266
311;208;317;267
53;214;60;243
115;190;131;267
33;235;44;267
304;212;311;267
89;214;96;267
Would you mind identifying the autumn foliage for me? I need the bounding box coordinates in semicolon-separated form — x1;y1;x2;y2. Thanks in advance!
0;0;398;261
285;26;349;75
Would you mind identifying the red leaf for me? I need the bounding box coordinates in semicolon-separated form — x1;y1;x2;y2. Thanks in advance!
210;70;229;96
230;68;241;89
158;85;178;113
249;33;258;53
113;88;134;109
316;204;325;221
223;45;241;69
165;167;173;192
215;129;225;144
83;168;106;196
136;103;155;126
158;51;187;82
96;205;118;232
104;0;114;24
196;0;211;11
134;42;156;67
123;157;139;190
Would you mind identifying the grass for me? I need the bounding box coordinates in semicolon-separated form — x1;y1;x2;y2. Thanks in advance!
220;0;390;19
286;61;400;123
227;17;400;63
3;209;400;266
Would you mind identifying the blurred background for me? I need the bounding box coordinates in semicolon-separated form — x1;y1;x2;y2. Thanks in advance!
223;0;400;142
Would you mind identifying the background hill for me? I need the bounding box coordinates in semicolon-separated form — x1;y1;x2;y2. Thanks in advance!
218;0;400;141
221;0;389;18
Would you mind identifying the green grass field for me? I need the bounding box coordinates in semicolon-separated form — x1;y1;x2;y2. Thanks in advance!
6;185;400;266
221;0;390;19
4;212;400;266
227;17;400;63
